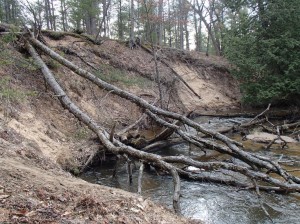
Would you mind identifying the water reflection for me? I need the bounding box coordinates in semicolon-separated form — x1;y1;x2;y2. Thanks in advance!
81;155;300;224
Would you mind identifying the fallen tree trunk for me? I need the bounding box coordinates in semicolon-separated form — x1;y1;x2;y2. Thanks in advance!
28;36;300;185
25;41;182;212
147;111;193;144
212;104;270;135
216;118;266;135
281;121;300;132
142;138;185;152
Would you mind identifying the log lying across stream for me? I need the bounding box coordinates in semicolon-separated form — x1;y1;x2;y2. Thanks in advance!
22;32;300;213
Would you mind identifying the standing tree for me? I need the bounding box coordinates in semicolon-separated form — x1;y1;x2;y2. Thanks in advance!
114;0;130;40
68;0;100;35
157;0;164;45
129;0;135;48
59;0;68;31
193;0;203;51
0;0;20;24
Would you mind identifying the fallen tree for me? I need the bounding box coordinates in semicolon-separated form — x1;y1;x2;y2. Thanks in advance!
22;32;300;213
25;40;181;213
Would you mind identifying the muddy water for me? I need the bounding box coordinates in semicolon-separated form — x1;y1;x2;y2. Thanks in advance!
81;117;300;224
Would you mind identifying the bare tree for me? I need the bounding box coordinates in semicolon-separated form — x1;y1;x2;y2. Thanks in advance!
60;0;68;31
193;0;204;51
178;0;184;49
1;0;19;23
95;0;111;41
129;0;135;48
190;0;221;55
157;0;164;46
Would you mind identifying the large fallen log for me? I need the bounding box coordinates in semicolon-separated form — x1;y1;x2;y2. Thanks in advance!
147;111;193;144
28;36;300;185
25;41;181;213
41;30;103;45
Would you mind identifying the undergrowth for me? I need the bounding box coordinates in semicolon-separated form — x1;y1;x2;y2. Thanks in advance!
0;38;38;103
95;64;150;87
0;38;37;71
73;126;89;140
0;77;37;102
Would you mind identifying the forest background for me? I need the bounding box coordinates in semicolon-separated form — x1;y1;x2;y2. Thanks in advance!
1;0;299;106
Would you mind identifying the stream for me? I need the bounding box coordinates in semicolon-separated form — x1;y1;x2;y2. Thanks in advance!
81;116;300;224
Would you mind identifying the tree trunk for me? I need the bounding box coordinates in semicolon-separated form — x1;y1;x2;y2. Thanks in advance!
190;0;220;55
44;0;50;29
153;50;164;108
184;13;189;50
193;0;198;50
178;0;184;50
26;40;182;212
129;0;135;48
60;0;66;31
167;0;172;47
157;0;164;46
51;0;56;31
95;0;111;41
118;0;122;38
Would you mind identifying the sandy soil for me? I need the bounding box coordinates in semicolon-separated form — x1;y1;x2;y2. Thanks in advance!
172;63;239;111
44;34;240;114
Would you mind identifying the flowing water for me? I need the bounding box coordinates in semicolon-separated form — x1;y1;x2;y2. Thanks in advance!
81;116;300;224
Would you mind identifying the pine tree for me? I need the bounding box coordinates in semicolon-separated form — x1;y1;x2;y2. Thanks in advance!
224;0;300;106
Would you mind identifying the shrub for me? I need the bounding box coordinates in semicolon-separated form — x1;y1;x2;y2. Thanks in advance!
0;77;37;102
